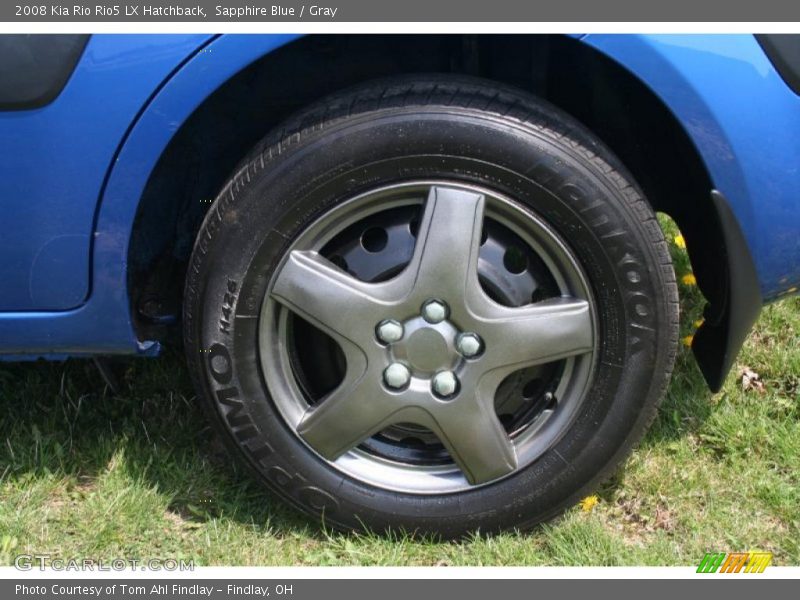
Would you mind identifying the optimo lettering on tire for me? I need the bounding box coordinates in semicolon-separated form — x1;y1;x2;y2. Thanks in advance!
184;75;679;537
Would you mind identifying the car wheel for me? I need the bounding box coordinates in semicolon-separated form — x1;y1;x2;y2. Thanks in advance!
184;75;679;536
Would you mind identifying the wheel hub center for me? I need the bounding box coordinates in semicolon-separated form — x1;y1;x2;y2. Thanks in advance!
389;316;461;376
405;327;450;372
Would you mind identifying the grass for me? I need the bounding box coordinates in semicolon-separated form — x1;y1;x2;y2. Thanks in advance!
0;216;798;566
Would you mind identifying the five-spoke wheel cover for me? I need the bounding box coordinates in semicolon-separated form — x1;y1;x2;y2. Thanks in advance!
259;182;597;494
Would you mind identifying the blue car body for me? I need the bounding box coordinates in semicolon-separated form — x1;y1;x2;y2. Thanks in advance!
0;34;797;384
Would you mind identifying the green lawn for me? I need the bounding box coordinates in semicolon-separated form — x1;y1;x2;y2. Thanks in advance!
1;218;798;566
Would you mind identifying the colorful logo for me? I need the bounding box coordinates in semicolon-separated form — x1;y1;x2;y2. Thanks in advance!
697;552;772;573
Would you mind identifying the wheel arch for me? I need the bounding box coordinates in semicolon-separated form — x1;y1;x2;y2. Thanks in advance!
123;34;755;390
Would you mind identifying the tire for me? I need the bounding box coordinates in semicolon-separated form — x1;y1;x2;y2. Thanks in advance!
184;75;679;537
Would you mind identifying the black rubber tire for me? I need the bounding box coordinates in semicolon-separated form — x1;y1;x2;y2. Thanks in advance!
184;75;679;537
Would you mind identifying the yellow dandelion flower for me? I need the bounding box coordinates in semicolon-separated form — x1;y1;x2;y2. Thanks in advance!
580;495;599;512
681;273;697;286
673;234;686;249
682;335;694;347
693;318;705;329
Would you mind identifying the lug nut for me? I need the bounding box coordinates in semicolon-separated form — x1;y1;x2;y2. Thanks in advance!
421;299;448;324
383;363;411;390
376;319;404;344
432;371;459;398
456;332;483;358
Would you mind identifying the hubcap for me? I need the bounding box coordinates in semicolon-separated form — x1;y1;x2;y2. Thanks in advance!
259;181;597;493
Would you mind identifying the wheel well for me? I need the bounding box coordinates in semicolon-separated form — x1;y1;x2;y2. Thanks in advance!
128;34;714;343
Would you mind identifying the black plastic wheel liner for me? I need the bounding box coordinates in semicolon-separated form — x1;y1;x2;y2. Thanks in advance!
690;190;762;392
